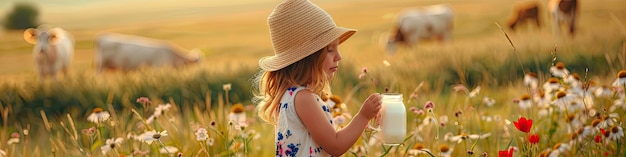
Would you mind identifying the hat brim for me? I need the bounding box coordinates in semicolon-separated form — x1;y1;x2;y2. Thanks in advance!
259;27;356;71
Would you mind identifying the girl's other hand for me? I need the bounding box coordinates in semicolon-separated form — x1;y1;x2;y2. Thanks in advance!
358;93;382;120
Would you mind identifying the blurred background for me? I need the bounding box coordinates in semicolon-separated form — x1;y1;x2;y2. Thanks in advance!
0;0;625;155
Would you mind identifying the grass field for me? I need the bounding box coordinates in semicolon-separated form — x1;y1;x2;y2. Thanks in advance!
0;0;625;156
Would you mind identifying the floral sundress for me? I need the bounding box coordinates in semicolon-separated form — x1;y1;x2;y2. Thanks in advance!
275;86;334;157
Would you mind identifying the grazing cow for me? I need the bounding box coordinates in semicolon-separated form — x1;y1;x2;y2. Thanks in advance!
386;4;454;55
548;0;578;36
507;1;541;31
23;25;75;81
94;33;201;73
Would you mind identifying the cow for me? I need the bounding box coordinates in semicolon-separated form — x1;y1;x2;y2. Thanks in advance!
386;4;453;55
23;25;75;81
548;0;578;36
507;1;541;31
94;33;202;74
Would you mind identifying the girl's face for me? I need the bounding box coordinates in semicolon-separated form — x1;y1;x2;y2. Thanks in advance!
322;39;342;80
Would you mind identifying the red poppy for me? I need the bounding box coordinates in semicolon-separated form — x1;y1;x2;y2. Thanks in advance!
528;134;539;144
595;135;602;143
514;117;533;133
498;147;514;157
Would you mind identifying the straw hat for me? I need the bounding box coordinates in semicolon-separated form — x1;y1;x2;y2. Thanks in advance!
259;0;357;71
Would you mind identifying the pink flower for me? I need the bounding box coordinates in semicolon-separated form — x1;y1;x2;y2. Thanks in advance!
424;101;435;110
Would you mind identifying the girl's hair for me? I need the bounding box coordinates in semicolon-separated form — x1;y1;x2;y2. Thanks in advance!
253;47;331;125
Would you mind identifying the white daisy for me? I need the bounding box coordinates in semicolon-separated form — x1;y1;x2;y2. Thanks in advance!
483;96;496;107
524;72;539;89
594;86;613;98
195;128;208;141
153;103;173;118
543;78;561;93
549;62;569;78
222;83;232;91
612;70;626;87
101;137;123;155
87;108;111;124
229;103;247;125
518;94;532;110
438;144;454;157
141;130;168;145
607;126;624;141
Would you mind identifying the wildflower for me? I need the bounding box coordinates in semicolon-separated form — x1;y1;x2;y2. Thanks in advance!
518;94;532;110
383;60;391;66
498;147;514;157
229;103;247;124
543;77;561;93
407;143;432;156
207;137;215;146
448;132;492;143
612;70;626;87
87;108;111;124
136;97;151;105
524;72;539;89
483;97;496;107
101;137;123;155
141;130;168;145
453;84;469;93
549;62;569;78
528;134;540;144
611;96;626;112
7;132;19;145
595;86;612;98
424;101;435;111
607;125;624;141
159;146;179;155
439;144;453;157
564;73;582;88
468;86;481;98
513;117;533;133
223;83;232;91
195;127;208;141
153;103;172;118
552;90;570;111
552;143;570;153
439;116;449;127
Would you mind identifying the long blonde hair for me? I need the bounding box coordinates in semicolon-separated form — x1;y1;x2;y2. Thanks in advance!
253;47;331;125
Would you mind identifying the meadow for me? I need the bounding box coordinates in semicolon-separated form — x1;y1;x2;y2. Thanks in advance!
0;0;625;156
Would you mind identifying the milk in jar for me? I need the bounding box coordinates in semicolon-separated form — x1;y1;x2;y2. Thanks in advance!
380;93;407;145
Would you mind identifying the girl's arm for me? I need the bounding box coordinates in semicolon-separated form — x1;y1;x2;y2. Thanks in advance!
295;90;382;156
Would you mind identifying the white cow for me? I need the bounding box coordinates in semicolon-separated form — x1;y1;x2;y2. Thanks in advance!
94;33;201;73
548;0;578;36
23;25;75;81
386;4;454;55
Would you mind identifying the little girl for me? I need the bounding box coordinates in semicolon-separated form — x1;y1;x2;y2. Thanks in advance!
253;0;382;156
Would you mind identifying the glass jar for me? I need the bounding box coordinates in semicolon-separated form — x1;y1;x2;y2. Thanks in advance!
380;93;406;145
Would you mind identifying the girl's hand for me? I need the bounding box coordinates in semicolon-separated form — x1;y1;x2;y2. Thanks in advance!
358;93;382;120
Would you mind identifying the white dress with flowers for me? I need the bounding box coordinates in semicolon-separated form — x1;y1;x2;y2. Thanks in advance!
275;86;334;157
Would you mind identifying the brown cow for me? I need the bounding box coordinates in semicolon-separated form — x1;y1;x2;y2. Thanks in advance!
548;0;578;36
507;1;541;31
